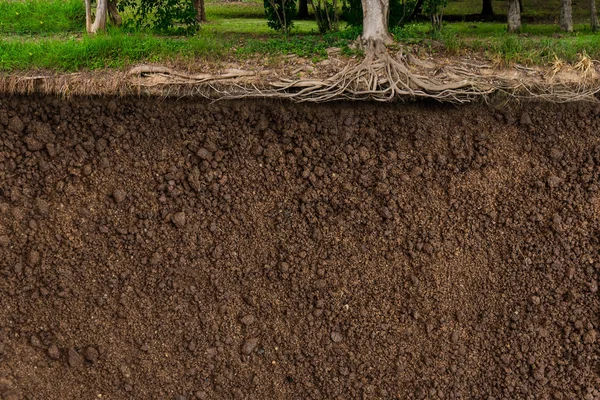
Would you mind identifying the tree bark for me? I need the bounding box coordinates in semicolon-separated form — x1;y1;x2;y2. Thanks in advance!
481;0;494;17
507;0;521;32
107;0;122;26
85;0;92;33
298;0;309;19
591;0;599;31
361;0;393;44
89;0;108;33
194;0;206;22
560;0;573;32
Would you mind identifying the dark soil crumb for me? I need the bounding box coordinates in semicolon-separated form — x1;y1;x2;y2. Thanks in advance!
0;96;600;399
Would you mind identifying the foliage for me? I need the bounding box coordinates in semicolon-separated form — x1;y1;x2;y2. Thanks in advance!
423;0;447;32
117;0;199;34
313;0;339;33
264;0;297;34
341;0;420;28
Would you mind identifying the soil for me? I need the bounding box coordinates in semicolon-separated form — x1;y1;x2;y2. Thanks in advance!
0;96;599;400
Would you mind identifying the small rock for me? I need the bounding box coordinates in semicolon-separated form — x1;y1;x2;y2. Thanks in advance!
331;331;343;343
173;212;186;228
67;347;83;367
113;189;127;203
174;395;187;400
531;295;541;305
240;315;255;325
547;175;562;188
0;235;9;247
47;345;60;360
241;338;259;355
83;346;99;363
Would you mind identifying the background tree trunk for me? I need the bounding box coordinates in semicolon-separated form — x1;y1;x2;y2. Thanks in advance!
507;0;521;32
85;0;92;32
86;0;108;33
361;0;392;44
560;0;573;32
194;0;206;22
481;0;494;18
107;0;122;26
298;0;309;19
591;0;599;31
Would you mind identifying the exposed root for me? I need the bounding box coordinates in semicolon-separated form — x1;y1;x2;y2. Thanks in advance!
128;65;256;85
262;40;488;102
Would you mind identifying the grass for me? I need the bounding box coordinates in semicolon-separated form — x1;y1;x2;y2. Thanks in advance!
0;0;599;72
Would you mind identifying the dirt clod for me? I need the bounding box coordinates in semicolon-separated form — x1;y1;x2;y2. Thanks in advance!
47;345;60;360
242;338;259;355
67;347;83;368
173;212;186;228
113;189;127;203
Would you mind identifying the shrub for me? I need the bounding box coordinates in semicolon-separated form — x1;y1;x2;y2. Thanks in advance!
117;0;199;34
264;0;297;34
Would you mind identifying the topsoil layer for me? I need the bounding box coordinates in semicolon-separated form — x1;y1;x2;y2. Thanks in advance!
0;96;599;400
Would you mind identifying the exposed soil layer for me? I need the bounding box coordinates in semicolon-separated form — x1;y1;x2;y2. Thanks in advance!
0;96;599;400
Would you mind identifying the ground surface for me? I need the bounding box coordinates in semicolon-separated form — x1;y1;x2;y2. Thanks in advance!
0;97;599;400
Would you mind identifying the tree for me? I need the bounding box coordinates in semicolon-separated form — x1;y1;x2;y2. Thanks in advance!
85;0;108;33
591;0;599;31
194;0;206;22
85;0;121;33
507;0;521;32
361;0;393;43
481;0;493;18
298;0;309;19
108;0;122;26
560;0;573;32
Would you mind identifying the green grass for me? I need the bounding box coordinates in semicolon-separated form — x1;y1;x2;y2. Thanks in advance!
0;0;84;35
0;0;600;72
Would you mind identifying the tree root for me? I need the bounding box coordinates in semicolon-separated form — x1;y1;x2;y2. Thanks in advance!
128;65;256;86
124;46;600;103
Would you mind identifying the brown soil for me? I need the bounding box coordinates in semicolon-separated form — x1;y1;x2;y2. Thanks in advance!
0;96;599;400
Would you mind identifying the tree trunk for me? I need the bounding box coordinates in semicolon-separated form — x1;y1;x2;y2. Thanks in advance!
88;0;108;33
107;0;122;26
560;0;573;32
298;0;309;19
481;0;494;17
361;0;393;44
507;0;521;32
591;0;599;31
194;0;206;22
85;0;92;32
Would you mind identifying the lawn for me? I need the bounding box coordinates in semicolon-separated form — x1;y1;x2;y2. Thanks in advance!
0;0;599;71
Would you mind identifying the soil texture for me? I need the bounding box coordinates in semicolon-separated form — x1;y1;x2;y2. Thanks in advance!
0;96;599;399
